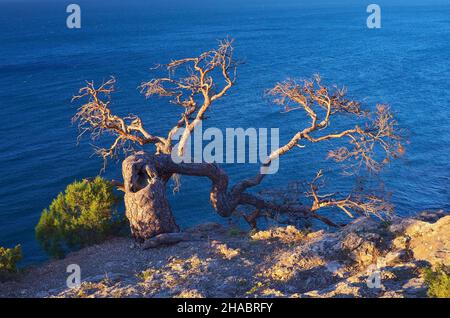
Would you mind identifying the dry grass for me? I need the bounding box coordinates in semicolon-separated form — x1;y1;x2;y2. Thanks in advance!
174;289;205;298
212;241;240;260
251;225;306;243
262;251;325;282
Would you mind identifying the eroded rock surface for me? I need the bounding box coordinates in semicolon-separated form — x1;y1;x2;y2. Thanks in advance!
0;210;447;298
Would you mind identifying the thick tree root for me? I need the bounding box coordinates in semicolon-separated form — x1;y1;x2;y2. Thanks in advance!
122;151;338;242
142;232;191;249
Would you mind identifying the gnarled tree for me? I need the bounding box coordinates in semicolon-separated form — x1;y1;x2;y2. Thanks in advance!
72;39;404;243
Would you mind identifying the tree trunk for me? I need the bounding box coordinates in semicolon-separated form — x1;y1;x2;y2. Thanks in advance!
121;151;336;242
122;152;179;242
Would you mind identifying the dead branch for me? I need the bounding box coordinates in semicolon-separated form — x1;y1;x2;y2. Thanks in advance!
306;170;394;220
72;77;165;169
140;38;237;155
231;75;403;226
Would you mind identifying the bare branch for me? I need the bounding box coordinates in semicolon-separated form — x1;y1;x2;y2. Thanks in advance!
252;76;402;179
140;38;238;154
231;75;403;226
72;77;164;167
306;170;394;220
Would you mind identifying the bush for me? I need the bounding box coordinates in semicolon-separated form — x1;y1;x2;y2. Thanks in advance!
36;177;124;258
0;245;22;278
424;264;450;298
0;245;22;272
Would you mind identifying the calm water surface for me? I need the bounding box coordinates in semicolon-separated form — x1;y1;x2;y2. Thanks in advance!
0;0;449;264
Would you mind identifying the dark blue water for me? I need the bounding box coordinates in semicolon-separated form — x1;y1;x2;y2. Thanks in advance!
0;0;449;265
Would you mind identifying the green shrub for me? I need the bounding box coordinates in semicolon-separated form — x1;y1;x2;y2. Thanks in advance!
36;177;124;258
0;245;22;274
423;264;450;298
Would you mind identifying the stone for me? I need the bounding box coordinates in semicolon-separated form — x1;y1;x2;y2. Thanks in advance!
391;236;408;250
325;261;345;277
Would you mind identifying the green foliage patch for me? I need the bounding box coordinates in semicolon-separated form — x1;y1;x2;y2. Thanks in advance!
0;244;22;274
423;263;450;298
36;177;124;258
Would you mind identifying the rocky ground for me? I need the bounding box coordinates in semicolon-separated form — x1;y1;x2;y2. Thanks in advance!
0;210;448;298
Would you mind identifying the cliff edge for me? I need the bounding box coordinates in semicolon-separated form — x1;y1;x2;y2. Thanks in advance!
0;210;448;298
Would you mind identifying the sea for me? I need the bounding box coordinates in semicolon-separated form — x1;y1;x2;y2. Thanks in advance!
0;0;449;265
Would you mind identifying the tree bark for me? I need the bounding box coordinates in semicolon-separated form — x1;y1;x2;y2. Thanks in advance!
122;151;337;242
122;152;179;242
122;151;239;241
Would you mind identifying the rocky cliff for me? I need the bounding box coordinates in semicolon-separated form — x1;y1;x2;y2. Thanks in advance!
0;210;448;298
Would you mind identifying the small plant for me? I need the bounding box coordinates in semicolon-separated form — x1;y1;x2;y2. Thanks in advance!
137;268;157;282
0;245;22;274
36;177;124;258
246;281;265;295
423;263;450;298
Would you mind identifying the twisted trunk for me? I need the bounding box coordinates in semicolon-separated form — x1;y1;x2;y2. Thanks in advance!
122;151;238;241
122;153;179;241
122;151;336;242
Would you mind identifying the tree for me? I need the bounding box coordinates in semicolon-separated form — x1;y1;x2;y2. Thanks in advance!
72;39;404;243
36;177;122;257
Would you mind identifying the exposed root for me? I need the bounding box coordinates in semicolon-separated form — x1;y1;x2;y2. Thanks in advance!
142;232;191;249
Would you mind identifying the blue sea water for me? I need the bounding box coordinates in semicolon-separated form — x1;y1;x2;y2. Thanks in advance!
0;0;449;265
